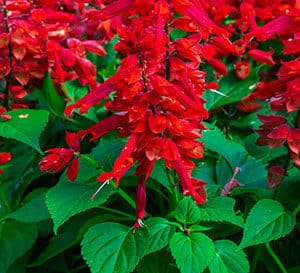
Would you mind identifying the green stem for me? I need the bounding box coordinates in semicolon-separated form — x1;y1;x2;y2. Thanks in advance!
99;206;135;220
109;181;136;210
265;242;288;273
80;154;99;169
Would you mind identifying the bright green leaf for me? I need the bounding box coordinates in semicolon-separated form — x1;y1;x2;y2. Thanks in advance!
0;109;49;153
81;222;145;273
42;72;65;117
199;197;243;227
144;217;175;255
0;221;37;273
175;197;201;224
239;199;296;249
209;240;249;273
46;180;114;233
170;232;214;273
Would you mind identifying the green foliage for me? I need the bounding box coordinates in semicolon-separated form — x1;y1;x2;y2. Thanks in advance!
170;232;215;273
81;222;146;273
144;217;175;255
0;109;49;153
208;240;250;273
0;221;37;273
174;196;201;224
198;197;244;227
204;65;261;111
239;199;296;249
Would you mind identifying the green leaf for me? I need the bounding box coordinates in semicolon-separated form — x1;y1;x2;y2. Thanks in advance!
81;222;145;273
199;197;243;227
202;128;247;169
0;109;49;153
208;240;249;273
46;180;114;233
41;72;65;117
31;211;99;266
2;193;50;223
150;159;170;190
175;197;201;224
144;217;175;255
202;127;267;188
137;250;179;273
239;199;296;249
0;221;37;273
170;232;214;273
204;65;260;111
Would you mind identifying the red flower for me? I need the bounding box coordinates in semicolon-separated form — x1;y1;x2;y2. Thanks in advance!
248;49;275;66
0;152;11;174
39;132;80;181
234;60;250;79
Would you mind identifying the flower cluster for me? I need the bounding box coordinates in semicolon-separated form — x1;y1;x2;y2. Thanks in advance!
64;0;235;227
0;0;108;109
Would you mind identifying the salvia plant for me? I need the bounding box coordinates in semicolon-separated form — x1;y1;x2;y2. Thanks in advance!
0;0;300;273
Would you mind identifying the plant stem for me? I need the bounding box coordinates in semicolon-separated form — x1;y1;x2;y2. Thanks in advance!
99;206;135;220
80;154;99;169
117;187;136;209
265;242;288;273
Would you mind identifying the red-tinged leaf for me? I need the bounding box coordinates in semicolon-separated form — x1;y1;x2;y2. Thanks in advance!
82;40;106;56
268;166;284;189
66;157;79;182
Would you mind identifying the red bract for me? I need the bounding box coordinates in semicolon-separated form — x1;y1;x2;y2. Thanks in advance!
0;152;11;174
40;132;80;182
0;0;108;109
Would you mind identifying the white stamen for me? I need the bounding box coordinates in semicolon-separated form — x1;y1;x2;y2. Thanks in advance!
90;180;109;200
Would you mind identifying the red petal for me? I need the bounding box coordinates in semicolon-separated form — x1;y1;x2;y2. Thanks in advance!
66;131;80;152
66;158;79;182
0;152;11;165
